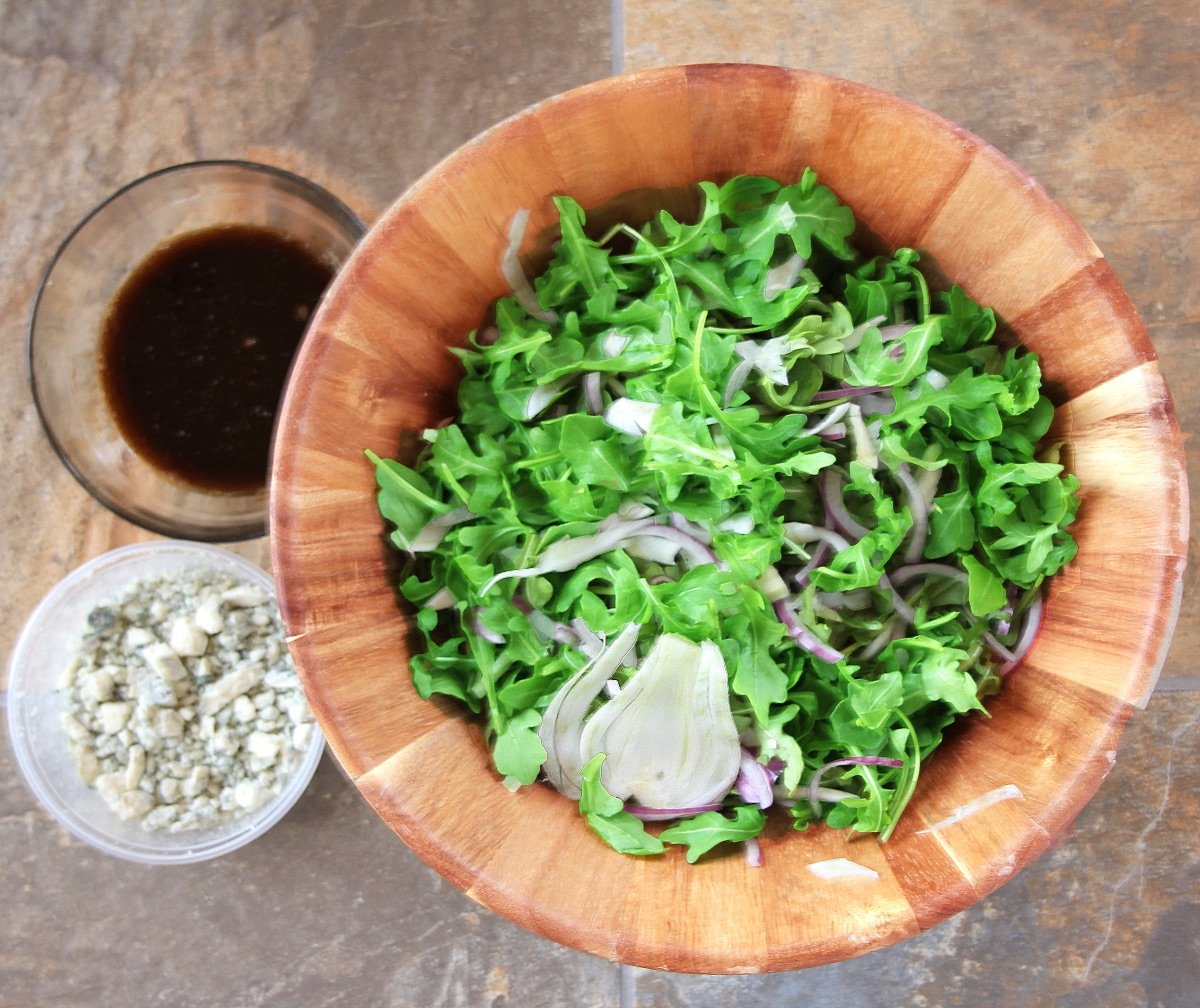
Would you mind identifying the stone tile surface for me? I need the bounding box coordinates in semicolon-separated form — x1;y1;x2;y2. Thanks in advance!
0;0;614;671
1;737;618;1007
3;2;1198;1006
0;2;614;1006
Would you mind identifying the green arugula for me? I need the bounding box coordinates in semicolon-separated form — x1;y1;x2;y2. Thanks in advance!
368;171;1079;859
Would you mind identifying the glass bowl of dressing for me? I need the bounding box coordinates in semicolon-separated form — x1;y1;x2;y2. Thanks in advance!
28;160;365;541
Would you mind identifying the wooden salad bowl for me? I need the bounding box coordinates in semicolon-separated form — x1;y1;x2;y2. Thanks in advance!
269;64;1188;973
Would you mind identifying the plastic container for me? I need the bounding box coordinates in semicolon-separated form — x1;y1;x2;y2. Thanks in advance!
6;540;324;864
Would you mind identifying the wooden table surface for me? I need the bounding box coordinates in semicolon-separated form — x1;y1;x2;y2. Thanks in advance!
2;3;1196;1006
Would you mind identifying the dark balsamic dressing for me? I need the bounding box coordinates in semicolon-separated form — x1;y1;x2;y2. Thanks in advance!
100;224;333;493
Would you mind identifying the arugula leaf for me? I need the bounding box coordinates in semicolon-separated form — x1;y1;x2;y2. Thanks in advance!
366;450;448;550
578;754;665;856
369;170;1081;857
659;806;767;863
492;708;549;789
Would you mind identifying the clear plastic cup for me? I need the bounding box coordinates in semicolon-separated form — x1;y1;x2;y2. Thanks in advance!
6;540;325;864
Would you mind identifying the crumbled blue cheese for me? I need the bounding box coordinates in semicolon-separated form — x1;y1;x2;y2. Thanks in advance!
59;567;315;833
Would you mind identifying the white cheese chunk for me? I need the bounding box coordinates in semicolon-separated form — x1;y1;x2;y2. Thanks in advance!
96;701;132;735
199;664;263;715
246;730;282;764
59;567;315;835
168;617;209;657
142;641;188;682
193;596;225;635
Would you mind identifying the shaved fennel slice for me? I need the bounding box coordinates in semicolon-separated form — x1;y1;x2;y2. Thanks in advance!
578;634;741;809
502;209;557;324
409;506;475;552
916;784;1024;835
807;858;879;880
537;622;641;800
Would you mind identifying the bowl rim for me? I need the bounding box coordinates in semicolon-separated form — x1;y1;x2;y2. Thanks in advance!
26;159;367;543
6;539;326;864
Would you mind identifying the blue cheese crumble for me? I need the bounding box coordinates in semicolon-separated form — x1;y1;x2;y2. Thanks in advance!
58;567;315;832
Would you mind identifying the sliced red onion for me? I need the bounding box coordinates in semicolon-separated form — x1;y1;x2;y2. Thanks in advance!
878;323;913;342
583;371;603;414
502;209;557;323
818;468;870;540
810;383;893;403
818;428;847;441
526;607;579;646
859;617;901;661
469;608;506;645
773;599;844;664
893;463;929;564
670;511;713;544
804;402;851;437
744;837;764;868
784;522;852;554
807;756;904;816
409;506;476;553
735;751;778;809
841;314;887;352
983;631;1018;664
889;562;968;586
993;596;1015;637
1000;593;1044;675
792;541;832;590
625;802;724;822
878;573;916;626
853;392;896;418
